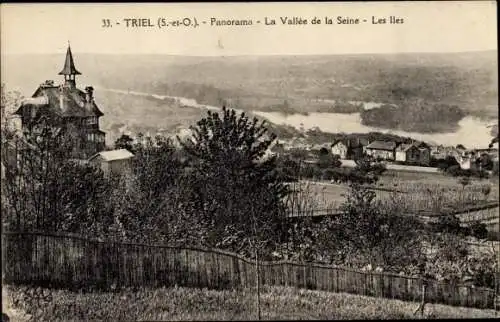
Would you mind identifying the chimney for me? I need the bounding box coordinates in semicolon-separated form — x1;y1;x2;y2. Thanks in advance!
59;85;65;112
85;86;94;103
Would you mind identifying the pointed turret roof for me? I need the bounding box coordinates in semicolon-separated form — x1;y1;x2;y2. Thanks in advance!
58;45;81;75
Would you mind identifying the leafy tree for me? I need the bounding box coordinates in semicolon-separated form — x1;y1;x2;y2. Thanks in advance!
108;133;189;243
2;114;111;233
336;184;423;268
0;84;23;131
47;161;111;233
436;156;460;172
481;185;491;200
352;155;386;184
114;134;134;152
475;153;494;171
488;135;498;148
178;107;289;253
469;221;488;240
317;148;342;170
277;156;300;182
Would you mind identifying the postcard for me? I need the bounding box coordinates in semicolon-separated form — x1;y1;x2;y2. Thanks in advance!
1;2;498;321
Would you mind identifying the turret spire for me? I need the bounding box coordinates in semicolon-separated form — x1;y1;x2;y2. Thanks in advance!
58;43;81;87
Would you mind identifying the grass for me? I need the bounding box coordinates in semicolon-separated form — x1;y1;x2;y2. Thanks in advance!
303;180;495;210
3;285;498;321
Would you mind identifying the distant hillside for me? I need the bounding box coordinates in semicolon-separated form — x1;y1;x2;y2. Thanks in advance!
2;51;497;136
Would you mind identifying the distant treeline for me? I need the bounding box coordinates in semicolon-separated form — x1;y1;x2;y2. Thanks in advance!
315;101;364;114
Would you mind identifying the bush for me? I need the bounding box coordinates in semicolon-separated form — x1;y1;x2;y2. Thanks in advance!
469;221;488;240
435;156;460;172
435;215;462;235
300;163;322;180
277;157;300;182
445;165;490;179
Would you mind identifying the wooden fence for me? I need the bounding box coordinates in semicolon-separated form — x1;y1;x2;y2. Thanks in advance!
2;231;497;310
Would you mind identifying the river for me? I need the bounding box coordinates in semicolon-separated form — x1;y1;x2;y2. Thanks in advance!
98;87;495;149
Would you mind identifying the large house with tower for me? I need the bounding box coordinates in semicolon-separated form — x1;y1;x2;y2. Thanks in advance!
13;44;106;160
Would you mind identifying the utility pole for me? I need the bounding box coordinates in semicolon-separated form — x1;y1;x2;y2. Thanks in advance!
250;202;262;321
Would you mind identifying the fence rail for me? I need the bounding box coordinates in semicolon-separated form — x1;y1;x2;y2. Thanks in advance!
2;231;497;310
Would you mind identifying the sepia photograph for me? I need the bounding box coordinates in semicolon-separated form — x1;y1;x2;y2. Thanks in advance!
1;1;498;320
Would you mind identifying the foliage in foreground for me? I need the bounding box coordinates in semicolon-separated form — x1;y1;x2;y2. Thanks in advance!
4;285;497;321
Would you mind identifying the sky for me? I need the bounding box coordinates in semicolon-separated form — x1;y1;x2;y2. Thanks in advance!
1;2;497;56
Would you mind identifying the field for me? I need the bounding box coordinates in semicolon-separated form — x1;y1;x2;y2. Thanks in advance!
297;171;499;233
3;285;498;321
302;172;499;210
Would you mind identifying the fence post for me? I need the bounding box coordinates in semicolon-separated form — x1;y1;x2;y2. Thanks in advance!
414;277;427;317
255;247;261;321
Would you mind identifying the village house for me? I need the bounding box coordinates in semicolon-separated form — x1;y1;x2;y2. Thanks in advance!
364;140;398;161
395;142;431;165
331;138;368;160
330;140;348;159
13;44;106;160
88;149;134;177
455;154;473;170
476;142;499;157
430;145;452;160
395;143;417;162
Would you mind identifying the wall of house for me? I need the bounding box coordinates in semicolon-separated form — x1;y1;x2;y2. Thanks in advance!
366;149;394;160
406;147;420;163
331;144;348;159
418;149;430;165
395;151;406;162
348;147;364;160
109;159;132;175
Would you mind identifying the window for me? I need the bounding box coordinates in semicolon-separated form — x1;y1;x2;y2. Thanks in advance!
87;117;97;125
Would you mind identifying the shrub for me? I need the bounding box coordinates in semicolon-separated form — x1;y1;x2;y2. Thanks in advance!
435;215;462;235
469;221;488;240
480;185;491;199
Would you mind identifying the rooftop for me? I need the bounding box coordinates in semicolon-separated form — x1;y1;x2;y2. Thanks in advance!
365;140;398;151
59;45;81;76
89;149;134;162
14;85;103;118
396;143;414;152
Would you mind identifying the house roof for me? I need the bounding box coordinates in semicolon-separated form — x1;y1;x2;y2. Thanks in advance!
59;45;81;75
396;143;414;152
413;141;430;148
89;149;134;162
365;140;397;151
332;137;368;148
331;140;347;148
14;85;104;118
311;143;330;151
